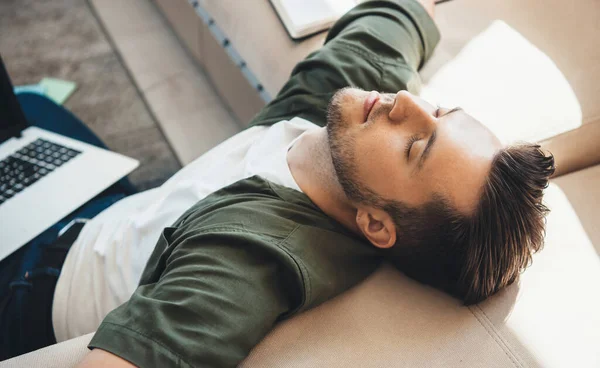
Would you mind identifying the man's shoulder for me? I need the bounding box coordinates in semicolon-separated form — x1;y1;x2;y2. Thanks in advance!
170;175;383;310
172;175;340;241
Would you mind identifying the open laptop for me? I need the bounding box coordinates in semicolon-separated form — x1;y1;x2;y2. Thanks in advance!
0;56;139;261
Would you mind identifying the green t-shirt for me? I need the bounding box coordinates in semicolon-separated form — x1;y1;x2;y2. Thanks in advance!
89;1;439;366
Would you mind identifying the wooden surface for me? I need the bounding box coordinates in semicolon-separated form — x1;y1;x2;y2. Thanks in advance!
0;0;181;190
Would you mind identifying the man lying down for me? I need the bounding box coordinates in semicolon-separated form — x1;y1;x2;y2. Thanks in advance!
55;0;555;367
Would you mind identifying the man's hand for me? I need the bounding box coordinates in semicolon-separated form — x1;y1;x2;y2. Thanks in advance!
417;0;435;19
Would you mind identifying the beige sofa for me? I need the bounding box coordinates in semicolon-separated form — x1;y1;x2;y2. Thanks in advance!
2;0;599;366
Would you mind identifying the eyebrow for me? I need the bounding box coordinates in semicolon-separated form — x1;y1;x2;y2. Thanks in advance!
446;107;463;115
417;129;437;171
415;107;462;171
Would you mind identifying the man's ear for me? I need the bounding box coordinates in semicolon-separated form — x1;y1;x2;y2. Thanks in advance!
355;207;396;249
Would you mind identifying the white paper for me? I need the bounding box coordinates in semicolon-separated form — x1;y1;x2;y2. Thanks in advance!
280;0;357;28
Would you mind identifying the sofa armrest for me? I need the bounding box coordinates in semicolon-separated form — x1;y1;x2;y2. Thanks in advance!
0;333;94;368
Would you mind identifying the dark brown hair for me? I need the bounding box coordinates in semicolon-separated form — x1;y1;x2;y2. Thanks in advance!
376;143;555;305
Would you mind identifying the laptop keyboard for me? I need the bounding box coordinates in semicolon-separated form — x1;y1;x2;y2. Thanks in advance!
0;139;81;205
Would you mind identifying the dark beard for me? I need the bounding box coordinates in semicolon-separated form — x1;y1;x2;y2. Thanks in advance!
326;89;369;203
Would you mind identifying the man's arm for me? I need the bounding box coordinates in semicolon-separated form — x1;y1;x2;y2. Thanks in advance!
417;0;436;19
248;0;440;128
77;227;303;367
77;349;136;368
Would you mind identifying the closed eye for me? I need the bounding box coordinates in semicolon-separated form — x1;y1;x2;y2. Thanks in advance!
404;135;419;161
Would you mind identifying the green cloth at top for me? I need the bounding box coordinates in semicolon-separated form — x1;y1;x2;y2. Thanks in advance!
88;1;440;367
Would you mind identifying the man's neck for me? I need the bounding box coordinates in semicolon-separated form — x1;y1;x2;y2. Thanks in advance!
287;127;361;235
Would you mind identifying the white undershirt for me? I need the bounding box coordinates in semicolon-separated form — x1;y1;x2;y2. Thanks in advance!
52;117;318;342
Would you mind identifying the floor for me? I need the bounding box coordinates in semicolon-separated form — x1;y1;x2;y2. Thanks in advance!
0;0;214;190
89;0;242;165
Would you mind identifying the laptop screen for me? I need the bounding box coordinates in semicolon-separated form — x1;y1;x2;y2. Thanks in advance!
0;56;29;143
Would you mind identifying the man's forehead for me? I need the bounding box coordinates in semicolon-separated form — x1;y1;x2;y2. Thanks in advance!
445;110;502;159
422;111;501;215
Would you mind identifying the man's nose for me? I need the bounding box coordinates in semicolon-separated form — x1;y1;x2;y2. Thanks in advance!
388;91;436;130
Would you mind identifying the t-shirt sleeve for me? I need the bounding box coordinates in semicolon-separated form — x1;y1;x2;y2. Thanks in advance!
248;0;440;128
88;228;303;368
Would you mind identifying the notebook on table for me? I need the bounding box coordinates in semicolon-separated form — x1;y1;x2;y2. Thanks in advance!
270;0;365;40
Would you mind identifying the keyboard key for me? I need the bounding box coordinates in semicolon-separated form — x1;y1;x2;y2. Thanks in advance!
0;140;74;200
12;183;24;193
23;164;34;173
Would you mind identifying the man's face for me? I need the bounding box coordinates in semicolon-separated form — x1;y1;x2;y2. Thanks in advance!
327;88;502;215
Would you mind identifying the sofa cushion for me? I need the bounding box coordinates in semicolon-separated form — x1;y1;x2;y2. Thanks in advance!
0;333;93;368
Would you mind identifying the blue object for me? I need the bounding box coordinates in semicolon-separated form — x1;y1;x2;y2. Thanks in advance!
14;84;46;96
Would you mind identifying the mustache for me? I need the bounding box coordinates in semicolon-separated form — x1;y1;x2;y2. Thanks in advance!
368;95;395;122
